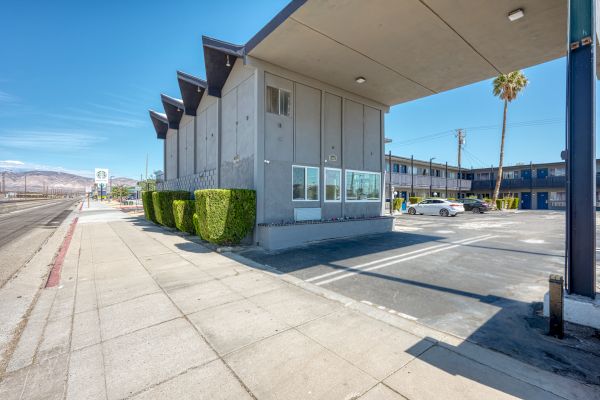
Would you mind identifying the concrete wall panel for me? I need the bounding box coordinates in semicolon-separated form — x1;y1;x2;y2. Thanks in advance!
166;129;177;180
364;106;381;172
294;83;321;165
237;77;255;159
221;89;237;163
264;160;294;222
222;58;255;96
265;73;293;162
343;100;363;170
206;102;218;171
196;110;207;172
323;93;342;168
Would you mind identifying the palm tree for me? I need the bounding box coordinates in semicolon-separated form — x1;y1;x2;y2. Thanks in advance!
492;71;528;207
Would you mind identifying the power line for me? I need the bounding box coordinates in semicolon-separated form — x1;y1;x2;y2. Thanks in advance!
396;117;563;146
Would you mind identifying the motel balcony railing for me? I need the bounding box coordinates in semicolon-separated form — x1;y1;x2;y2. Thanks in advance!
470;176;570;191
386;173;472;191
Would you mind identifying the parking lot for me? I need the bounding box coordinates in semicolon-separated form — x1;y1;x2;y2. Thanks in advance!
242;210;600;385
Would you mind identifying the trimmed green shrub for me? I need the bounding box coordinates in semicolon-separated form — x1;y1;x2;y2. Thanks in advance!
409;196;423;204
194;189;256;245
173;200;195;234
152;191;190;227
193;213;201;237
393;198;404;211
496;199;503;210
511;197;519;209
142;191;157;223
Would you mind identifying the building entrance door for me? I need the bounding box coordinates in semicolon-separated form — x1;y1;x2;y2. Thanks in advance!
521;192;531;209
537;192;548;210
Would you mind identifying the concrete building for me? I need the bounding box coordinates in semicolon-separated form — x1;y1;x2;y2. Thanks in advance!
469;159;600;210
384;155;472;201
385;154;600;210
146;0;598;295
149;35;392;250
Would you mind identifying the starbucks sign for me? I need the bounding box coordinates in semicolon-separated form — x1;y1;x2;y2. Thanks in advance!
95;168;109;185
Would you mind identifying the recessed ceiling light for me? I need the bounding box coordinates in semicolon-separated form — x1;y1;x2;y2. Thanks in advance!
508;8;524;22
355;76;366;84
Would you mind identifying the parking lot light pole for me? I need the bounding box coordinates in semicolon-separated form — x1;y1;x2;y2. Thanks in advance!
565;0;596;298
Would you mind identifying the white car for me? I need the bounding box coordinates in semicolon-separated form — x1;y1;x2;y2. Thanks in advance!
407;199;465;217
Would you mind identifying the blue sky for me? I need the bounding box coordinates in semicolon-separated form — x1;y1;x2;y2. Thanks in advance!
0;1;596;178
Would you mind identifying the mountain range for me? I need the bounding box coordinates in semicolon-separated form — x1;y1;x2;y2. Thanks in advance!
0;170;138;193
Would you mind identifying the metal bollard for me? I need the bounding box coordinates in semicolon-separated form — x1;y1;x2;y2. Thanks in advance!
548;274;564;339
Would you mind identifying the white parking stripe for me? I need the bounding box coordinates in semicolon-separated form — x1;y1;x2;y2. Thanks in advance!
305;234;493;283
315;235;498;286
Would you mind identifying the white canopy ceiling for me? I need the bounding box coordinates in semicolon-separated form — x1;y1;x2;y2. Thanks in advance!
247;0;569;106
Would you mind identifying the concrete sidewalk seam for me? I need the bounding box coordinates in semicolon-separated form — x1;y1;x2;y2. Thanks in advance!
107;222;259;400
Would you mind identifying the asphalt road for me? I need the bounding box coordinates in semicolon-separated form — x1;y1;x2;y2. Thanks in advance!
0;199;79;287
242;210;600;385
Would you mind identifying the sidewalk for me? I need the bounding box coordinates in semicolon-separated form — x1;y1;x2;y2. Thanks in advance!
0;201;598;400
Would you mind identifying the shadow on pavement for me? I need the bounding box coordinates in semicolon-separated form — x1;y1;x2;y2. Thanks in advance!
238;231;445;274
125;215;600;389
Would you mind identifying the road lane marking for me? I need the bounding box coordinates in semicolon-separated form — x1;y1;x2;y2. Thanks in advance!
306;234;493;283
315;235;499;286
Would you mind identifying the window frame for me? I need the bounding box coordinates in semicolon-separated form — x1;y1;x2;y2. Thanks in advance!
324;167;342;203
266;85;291;117
292;165;320;202
344;169;382;202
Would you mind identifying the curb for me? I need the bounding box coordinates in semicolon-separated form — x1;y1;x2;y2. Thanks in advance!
45;217;79;288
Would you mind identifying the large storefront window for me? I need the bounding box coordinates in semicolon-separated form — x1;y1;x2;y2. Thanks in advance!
345;170;381;201
293;166;319;201
325;168;341;201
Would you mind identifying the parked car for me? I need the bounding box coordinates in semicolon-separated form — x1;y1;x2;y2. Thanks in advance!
407;199;465;217
457;198;491;214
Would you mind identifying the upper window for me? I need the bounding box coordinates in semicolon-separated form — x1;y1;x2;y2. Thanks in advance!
325;168;341;202
293;166;319;201
345;170;381;201
266;86;291;116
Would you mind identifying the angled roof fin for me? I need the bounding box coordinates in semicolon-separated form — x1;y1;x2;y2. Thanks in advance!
149;110;168;139
202;36;244;97
177;71;207;116
160;94;184;129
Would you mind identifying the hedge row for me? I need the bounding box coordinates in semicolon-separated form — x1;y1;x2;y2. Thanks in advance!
141;188;256;245
152;191;190;227
194;189;256;245
393;198;404;211
173;200;196;234
409;196;422;204
142;191;157;223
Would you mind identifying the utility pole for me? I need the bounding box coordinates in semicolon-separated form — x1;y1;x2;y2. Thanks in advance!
24;174;27;194
429;157;436;197
410;155;414;197
456;129;465;199
1;171;5;194
445;162;448;198
145;154;149;191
